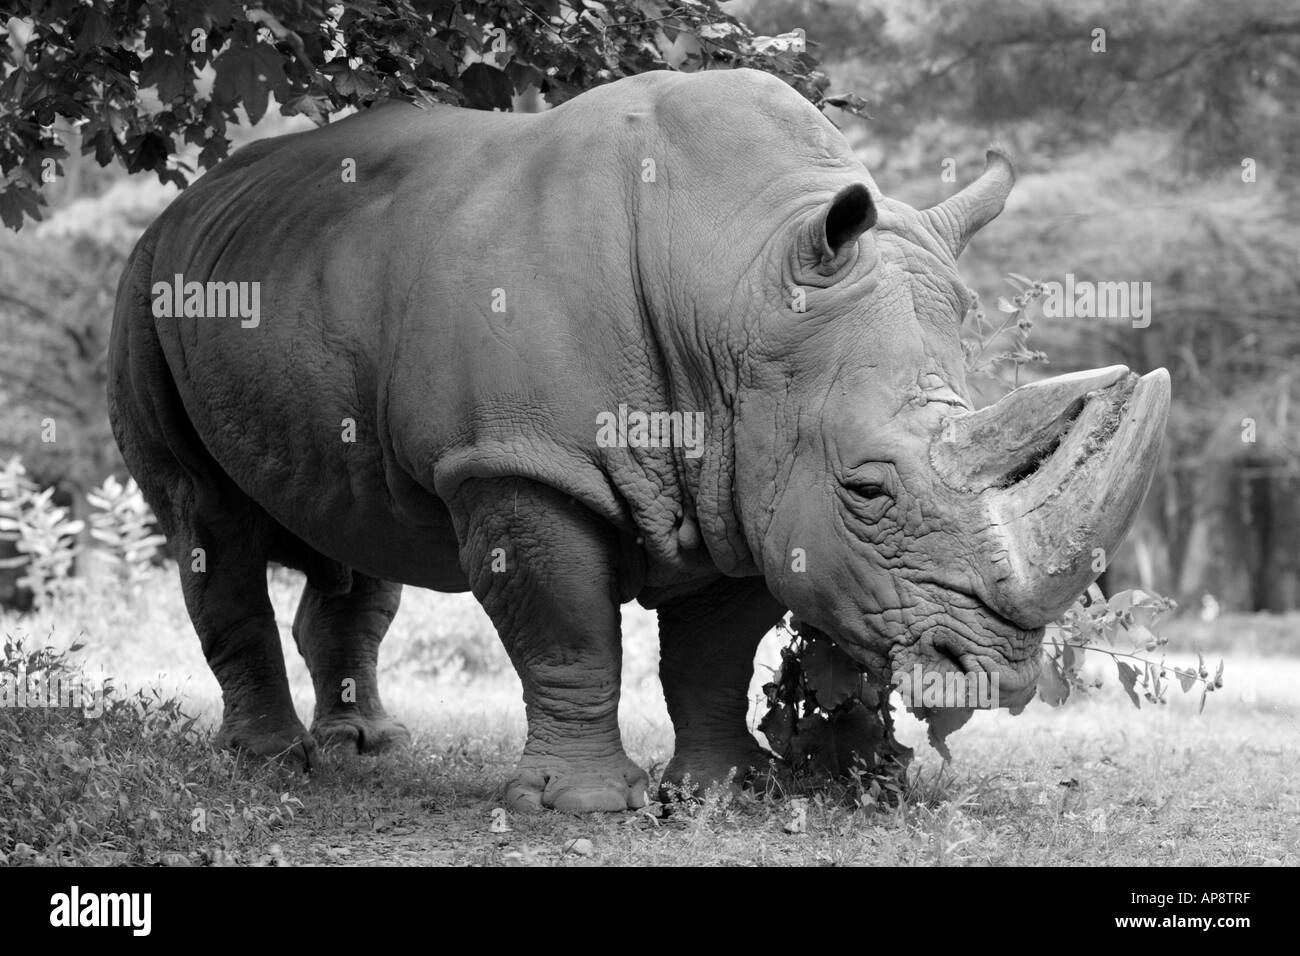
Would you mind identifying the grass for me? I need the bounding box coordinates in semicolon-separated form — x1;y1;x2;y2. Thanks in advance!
2;566;1297;866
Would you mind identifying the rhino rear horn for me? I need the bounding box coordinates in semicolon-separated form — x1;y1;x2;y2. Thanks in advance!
924;147;1015;258
795;182;877;280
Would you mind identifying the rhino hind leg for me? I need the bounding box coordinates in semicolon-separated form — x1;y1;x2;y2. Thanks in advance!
453;477;649;813
656;578;787;798
292;573;410;755
149;472;313;768
109;302;313;769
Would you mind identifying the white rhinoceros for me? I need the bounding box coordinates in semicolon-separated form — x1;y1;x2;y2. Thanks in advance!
109;68;1169;811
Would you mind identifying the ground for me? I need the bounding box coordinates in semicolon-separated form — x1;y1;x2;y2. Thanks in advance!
1;567;1297;866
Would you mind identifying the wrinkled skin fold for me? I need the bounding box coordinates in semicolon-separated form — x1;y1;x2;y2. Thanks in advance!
108;69;1169;810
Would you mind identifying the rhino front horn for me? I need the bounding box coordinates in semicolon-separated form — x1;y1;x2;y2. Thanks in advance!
924;148;1015;258
932;366;1171;628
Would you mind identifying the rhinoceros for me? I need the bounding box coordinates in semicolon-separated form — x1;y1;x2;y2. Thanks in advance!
108;68;1169;812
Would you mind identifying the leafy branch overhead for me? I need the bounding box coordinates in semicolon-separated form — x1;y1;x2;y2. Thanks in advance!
0;0;854;229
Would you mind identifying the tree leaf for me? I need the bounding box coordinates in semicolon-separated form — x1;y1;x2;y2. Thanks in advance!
198;135;230;170
0;186;43;231
505;61;545;95
1116;661;1142;709
757;703;795;760
827;700;884;773
281;93;328;126
822;91;871;117
1037;653;1070;706
139;51;190;104
923;706;973;761
801;636;862;710
789;712;830;769
72;6;115;53
213;42;287;124
1175;667;1198;693
459;62;514;111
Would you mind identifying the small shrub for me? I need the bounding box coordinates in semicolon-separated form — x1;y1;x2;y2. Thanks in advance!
1041;585;1225;711
0;463;83;607
0;635;299;866
87;474;167;586
758;619;911;805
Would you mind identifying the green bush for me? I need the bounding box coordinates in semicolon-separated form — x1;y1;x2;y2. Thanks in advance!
0;458;82;607
87;474;167;586
0;457;164;607
0;636;299;866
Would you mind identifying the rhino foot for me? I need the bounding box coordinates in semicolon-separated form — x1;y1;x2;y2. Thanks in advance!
216;715;317;771
659;743;774;801
312;712;411;756
507;756;650;814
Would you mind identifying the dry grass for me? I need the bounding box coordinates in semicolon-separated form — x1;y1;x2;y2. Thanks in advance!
2;566;1297;866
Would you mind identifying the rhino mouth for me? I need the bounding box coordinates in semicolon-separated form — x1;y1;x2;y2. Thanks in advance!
903;594;1042;710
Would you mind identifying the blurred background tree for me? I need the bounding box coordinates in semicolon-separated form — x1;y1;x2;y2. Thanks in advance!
2;0;1297;611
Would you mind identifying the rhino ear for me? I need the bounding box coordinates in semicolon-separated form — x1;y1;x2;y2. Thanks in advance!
795;183;877;280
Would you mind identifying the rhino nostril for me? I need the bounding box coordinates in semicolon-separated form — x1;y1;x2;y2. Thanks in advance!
932;639;967;672
996;444;1058;487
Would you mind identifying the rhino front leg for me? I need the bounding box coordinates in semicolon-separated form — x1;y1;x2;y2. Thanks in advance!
657;578;786;796
454;477;648;813
292;573;410;754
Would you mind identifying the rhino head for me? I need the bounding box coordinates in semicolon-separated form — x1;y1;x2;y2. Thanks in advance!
718;150;1169;714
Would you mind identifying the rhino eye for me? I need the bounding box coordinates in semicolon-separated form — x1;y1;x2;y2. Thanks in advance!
844;463;894;499
851;482;889;500
842;476;894;524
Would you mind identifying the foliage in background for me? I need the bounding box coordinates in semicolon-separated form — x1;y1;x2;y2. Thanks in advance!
0;0;857;229
0;229;123;490
0;457;83;607
87;474;168;587
0;456;158;607
736;0;1300;174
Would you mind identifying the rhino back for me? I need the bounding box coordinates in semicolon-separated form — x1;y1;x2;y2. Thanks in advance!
124;68;863;588
129;78;679;584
